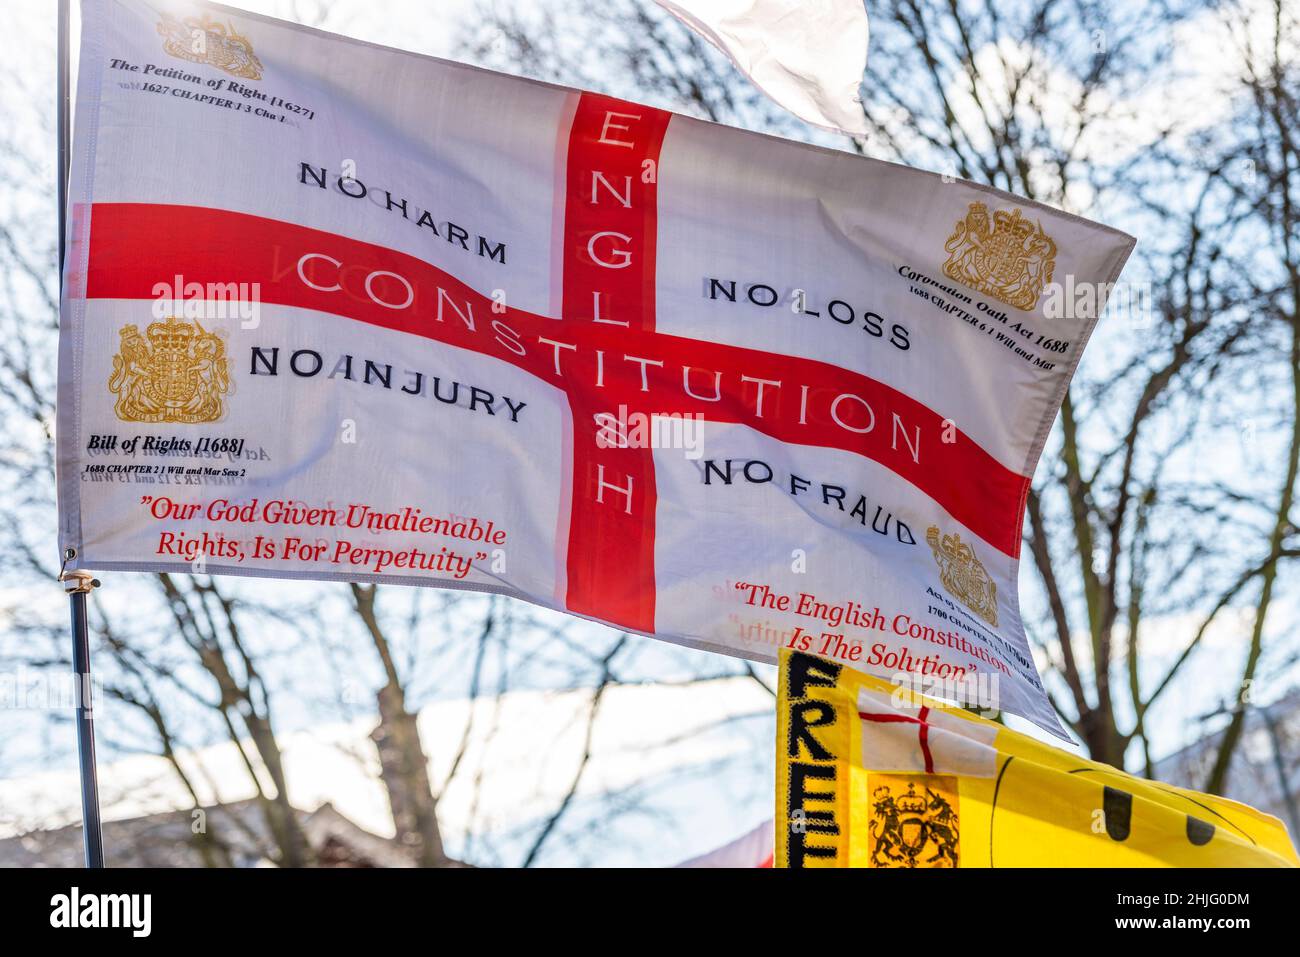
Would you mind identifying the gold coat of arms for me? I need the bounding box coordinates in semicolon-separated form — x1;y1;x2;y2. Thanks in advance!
942;201;1057;311
869;777;959;868
927;524;998;627
108;318;230;424
157;13;263;81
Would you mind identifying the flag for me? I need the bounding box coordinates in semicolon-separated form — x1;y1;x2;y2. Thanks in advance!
58;0;1134;735
675;819;773;867
775;649;1300;867
654;0;870;136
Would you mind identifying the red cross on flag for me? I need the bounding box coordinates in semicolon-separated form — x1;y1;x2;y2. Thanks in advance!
57;0;1134;736
856;685;998;776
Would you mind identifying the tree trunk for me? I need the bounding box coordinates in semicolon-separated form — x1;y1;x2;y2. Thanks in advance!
372;682;448;866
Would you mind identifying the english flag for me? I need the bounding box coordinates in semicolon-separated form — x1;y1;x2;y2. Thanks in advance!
57;0;1134;736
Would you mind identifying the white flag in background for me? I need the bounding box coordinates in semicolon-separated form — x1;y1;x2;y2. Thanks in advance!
59;0;1134;737
654;0;870;135
676;820;773;867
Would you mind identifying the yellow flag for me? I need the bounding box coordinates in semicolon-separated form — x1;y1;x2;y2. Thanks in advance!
775;649;1299;868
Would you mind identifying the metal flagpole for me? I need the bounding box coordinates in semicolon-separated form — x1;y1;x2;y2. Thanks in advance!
56;0;106;869
63;557;104;868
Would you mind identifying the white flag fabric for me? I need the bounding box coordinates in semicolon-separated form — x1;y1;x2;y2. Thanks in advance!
675;820;773;867
654;0;870;135
58;0;1134;736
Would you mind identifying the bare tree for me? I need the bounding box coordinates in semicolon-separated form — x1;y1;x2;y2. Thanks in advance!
1196;0;1300;793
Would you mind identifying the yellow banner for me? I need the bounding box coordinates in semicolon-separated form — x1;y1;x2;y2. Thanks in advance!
775;649;1298;867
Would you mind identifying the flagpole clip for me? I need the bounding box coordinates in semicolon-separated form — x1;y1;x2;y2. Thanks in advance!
59;548;100;594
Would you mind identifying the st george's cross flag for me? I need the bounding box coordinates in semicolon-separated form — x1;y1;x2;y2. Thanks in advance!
57;0;1134;736
776;650;1300;868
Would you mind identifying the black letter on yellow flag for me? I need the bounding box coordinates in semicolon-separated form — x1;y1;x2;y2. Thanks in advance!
779;651;846;868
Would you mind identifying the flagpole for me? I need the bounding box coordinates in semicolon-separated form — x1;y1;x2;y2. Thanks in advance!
63;559;104;868
56;0;106;870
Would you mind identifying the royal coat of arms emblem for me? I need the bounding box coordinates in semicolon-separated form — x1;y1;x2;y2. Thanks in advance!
157;13;263;81
108;318;230;424
942;201;1057;311
869;777;959;868
926;524;998;627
